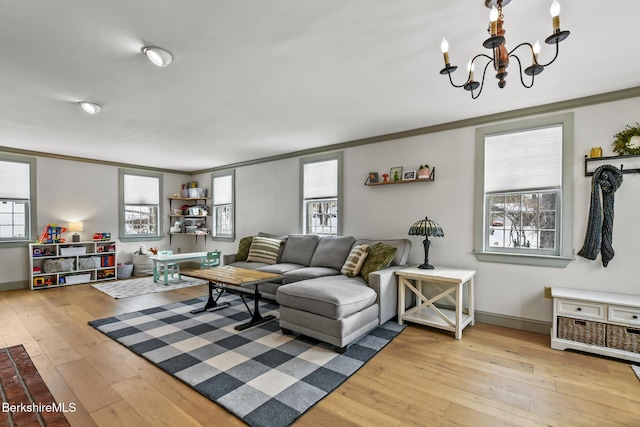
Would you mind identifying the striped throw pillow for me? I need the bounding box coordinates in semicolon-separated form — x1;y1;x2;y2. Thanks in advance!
246;236;282;265
341;245;369;277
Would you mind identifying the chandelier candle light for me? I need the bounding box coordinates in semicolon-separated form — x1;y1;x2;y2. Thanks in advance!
440;0;570;99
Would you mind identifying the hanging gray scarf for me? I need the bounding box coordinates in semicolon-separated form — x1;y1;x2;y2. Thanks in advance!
578;164;623;267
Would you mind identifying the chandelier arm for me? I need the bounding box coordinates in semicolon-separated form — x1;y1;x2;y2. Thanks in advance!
509;54;535;89
508;42;535;61
445;53;493;89
446;71;468;89
536;40;561;67
470;57;494;99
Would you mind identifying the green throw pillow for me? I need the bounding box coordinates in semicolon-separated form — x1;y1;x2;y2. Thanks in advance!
235;236;253;262
359;242;397;283
246;236;283;265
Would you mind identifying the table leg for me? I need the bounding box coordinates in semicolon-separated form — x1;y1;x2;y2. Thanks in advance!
469;277;475;326
398;278;406;326
235;284;276;331
190;281;229;314
455;283;463;339
152;260;159;282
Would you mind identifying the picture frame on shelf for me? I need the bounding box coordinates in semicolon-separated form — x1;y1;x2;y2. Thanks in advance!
390;166;403;182
368;172;379;184
403;170;416;180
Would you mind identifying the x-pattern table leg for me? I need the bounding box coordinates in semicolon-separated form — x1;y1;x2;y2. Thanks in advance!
403;279;456;328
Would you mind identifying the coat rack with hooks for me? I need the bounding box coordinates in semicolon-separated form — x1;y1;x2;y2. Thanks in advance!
584;154;640;176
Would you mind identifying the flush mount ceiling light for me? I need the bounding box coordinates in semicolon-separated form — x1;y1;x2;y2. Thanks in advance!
142;46;173;67
78;101;102;114
440;0;570;99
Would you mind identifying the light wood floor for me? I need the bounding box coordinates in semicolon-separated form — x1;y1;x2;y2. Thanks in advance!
1;283;639;427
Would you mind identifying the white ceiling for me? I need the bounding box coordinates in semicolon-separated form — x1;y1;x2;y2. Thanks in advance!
1;1;639;172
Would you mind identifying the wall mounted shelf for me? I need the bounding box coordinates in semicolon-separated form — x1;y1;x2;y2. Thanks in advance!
584;154;640;176
365;168;435;186
168;196;210;244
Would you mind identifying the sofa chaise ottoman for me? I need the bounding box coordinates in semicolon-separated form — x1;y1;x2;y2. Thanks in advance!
223;233;411;352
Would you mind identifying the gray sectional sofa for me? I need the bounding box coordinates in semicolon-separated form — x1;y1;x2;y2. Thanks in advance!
223;233;411;352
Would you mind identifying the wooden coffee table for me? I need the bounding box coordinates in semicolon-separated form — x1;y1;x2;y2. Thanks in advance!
181;265;282;331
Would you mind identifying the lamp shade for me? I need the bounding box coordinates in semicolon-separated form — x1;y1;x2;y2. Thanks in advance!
68;222;83;232
408;217;444;237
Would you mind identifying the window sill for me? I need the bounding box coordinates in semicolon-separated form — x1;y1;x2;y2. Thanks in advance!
473;251;573;268
119;235;164;242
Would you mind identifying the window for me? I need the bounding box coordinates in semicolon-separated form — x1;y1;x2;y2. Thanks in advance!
474;114;574;267
0;154;36;244
301;152;342;236
211;170;235;240
119;169;162;241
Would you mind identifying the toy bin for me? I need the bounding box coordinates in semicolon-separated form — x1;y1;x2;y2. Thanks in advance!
117;263;133;279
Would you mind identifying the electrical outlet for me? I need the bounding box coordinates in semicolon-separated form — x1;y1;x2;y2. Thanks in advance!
544;286;552;298
177;247;181;253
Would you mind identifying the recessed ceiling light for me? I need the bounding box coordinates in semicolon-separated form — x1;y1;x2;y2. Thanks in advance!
142;46;173;67
78;101;102;114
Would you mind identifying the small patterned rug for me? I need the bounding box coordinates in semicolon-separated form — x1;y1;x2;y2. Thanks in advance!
91;276;206;299
89;294;404;427
0;345;70;426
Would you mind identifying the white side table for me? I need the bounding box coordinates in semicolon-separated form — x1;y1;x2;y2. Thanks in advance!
396;266;476;339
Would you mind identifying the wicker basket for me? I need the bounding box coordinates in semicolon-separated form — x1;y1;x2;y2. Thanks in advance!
606;324;640;353
557;317;606;346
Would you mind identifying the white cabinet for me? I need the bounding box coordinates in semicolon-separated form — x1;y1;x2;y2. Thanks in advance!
29;241;117;289
551;287;640;363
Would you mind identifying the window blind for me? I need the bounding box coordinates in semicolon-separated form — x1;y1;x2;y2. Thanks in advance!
213;175;232;205
124;174;159;204
0;160;29;199
485;125;562;193
304;160;337;199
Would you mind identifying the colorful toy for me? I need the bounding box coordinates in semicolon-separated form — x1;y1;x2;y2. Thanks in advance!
92;232;112;241
37;224;67;243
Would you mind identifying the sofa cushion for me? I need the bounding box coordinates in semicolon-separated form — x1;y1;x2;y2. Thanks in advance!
340;244;369;277
235;236;253;262
257;263;306;274
229;261;269;270
310;235;356;270
279;234;319;266
359;242;397;283
354;238;410;266
246;236;283;264
276;276;375;319
282;266;341;284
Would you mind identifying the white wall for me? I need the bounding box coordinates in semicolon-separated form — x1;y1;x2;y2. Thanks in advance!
2;96;638;325
0;157;189;285
195;96;640;324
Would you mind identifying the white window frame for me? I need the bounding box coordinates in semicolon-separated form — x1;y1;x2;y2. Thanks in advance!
211;170;235;241
473;113;574;267
118;169;163;241
0;153;36;246
300;152;343;236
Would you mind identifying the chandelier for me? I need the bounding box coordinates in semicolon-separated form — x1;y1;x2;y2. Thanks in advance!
439;0;570;99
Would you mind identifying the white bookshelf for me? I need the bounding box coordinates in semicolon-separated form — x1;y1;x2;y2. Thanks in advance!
29;240;117;290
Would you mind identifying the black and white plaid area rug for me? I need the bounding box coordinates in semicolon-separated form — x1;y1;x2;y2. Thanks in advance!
89;294;405;427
